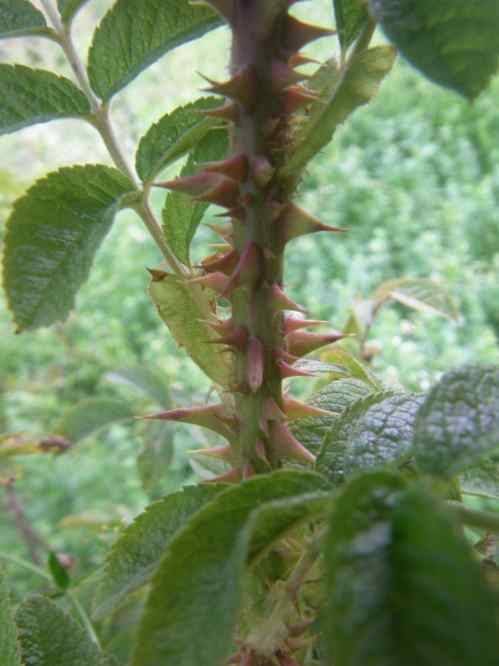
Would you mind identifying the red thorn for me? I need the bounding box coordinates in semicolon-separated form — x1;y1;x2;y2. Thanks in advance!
208;325;249;351
188;271;232;295
264;397;287;421
283;395;333;420
251;155;275;187
247;337;265;393
215;206;246;223
202;249;239;275
205;223;234;242
202;66;257;108
269;421;316;464
189;444;232;460
141;404;233;438
286;330;346;357
156;172;220;196
224;242;262;294
271;284;307;313
290;53;320;67
282;16;335;55
147;268;168;282
271;60;307;91
274;347;300;364
203;153;249;182
196;101;240;122
277;359;316;379
275;203;347;246
205;467;243;484
281;85;321;114
283;314;327;334
256;440;271;466
194;177;241;208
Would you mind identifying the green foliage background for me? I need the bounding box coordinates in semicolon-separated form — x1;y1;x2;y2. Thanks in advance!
0;0;498;598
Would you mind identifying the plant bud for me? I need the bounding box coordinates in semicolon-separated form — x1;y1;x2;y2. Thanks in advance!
269;421;316;464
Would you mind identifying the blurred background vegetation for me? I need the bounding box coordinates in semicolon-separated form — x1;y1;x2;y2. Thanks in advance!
0;0;498;597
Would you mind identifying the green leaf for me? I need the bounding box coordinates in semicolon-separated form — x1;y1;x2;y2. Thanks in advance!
58;398;135;443
0;65;91;136
16;595;103;666
414;364;499;477
132;471;326;666
282;46;396;181
105;366;170;407
137;422;175;494
324;474;499;666
372;277;458;320
93;485;224;620
163;128;228;265
0;569;22;666
87;0;222;102
370;0;499;99
333;0;369;52
149;272;232;387
57;0;90;23
316;389;398;484
0;0;47;39
48;552;71;591
136;97;221;182
291;378;374;455
3;165;135;331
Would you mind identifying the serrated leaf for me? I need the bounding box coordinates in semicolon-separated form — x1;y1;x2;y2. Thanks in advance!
87;0;222;101
333;0;369;52
413;364;499;477
16;595;104;666
370;0;499;99
105;366;170;407
163;128;229;265
372;277;458;320
319;346;382;388
58;398;135;443
282;46;395;181
316;389;398;484
57;0;90;23
137;422;174;494
324;474;499;666
3;165;134;331
132;471;326;666
0;0;47;39
291;378;374;455
149;273;232;387
136;97;221;182
0;65;91;136
93;485;223;620
0;568;22;666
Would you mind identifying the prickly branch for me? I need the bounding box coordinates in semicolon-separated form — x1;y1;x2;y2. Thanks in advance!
150;0;347;480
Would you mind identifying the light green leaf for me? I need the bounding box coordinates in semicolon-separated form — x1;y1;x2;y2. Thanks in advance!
333;0;369;52
319;346;383;388
163;127;228;265
281;46;396;182
291;378;374;455
3;165;135;331
136;97;221;182
87;0;222;101
132;471;326;666
57;0;90;23
414;364;499;477
137;422;175;494
0;65;91;135
316;389;397;484
372;277;458;320
149;272;232;387
0;569;22;666
324;474;499;666
58;398;135;443
105;366;170;407
93;485;224;620
0;0;47;39
16;595;103;666
370;0;499;99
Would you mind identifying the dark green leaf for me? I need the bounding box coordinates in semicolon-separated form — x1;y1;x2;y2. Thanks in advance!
333;0;369;52
87;0;222;101
3;165;134;331
0;0;47;39
57;0;90;23
370;0;499;99
324;473;499;666
163;128;228;265
132;471;326;666
136;97;221;182
316;390;397;484
48;552;71;591
105;366;170;407
0;65;90;135
137;422;175;494
93;485;224;619
0;568;22;666
58;398;135;443
414;364;499;477
16;595;103;666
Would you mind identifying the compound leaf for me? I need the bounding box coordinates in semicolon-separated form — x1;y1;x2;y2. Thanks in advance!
88;0;222;101
370;0;499;99
0;0;47;39
3;165;135;331
0;65;90;136
0;569;22;666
